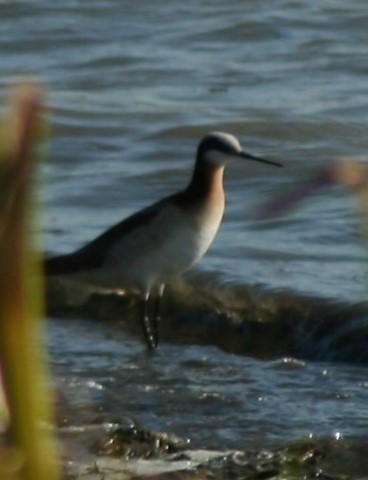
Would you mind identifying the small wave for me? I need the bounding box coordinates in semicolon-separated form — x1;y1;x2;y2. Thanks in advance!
46;272;368;364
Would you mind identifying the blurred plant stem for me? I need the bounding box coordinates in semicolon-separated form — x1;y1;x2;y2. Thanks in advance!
0;85;60;479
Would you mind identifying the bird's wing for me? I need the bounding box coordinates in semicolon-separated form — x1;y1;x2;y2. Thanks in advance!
44;200;165;275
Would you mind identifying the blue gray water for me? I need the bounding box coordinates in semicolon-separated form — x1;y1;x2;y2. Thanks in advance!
2;0;368;460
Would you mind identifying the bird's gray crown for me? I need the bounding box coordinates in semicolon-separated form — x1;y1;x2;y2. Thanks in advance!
197;131;243;165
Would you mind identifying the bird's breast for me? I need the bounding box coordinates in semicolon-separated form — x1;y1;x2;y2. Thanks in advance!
190;192;225;259
103;196;224;288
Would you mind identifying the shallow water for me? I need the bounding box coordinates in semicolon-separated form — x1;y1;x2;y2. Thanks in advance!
2;0;368;467
50;315;368;451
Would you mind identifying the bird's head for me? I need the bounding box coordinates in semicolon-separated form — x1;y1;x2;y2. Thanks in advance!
197;131;282;168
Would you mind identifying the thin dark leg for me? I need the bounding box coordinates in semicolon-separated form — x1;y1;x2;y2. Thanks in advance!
152;284;165;347
141;290;156;350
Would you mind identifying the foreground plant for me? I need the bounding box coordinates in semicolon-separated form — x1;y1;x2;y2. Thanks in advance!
0;85;60;480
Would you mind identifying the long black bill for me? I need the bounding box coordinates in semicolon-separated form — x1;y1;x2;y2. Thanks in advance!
240;151;283;168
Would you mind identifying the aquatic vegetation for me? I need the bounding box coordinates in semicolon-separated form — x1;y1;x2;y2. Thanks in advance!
64;420;356;479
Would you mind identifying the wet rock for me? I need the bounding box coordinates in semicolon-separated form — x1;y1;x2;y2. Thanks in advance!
92;421;190;460
61;432;362;480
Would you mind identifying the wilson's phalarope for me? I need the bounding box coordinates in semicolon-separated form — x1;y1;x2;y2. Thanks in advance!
46;132;282;349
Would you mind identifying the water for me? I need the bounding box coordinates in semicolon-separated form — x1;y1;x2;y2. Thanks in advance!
50;317;368;451
2;0;368;466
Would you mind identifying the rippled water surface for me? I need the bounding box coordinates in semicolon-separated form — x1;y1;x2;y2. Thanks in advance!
50;317;368;451
2;0;368;464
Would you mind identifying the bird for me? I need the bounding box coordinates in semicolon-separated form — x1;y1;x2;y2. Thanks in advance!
45;132;282;349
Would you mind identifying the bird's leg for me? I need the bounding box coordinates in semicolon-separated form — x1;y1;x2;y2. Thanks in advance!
152;283;165;347
141;290;156;350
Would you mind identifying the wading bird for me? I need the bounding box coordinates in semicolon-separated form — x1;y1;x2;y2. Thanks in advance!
46;132;282;349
